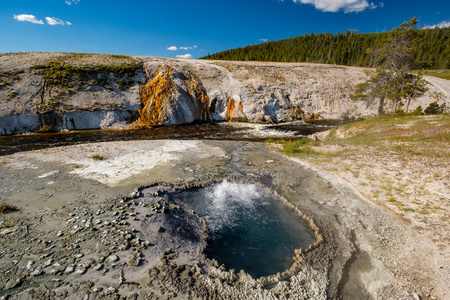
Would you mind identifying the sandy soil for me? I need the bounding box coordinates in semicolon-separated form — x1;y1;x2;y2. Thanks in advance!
0;140;448;299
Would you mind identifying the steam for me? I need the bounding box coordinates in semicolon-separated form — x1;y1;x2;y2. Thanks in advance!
201;181;268;232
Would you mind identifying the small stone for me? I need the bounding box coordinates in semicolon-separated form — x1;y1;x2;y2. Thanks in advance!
57;231;64;237
26;260;34;270
108;255;119;263
76;268;86;275
40;253;50;260
157;226;165;233
44;259;54;267
76;253;84;258
129;189;141;198
30;269;43;276
94;263;103;270
6;278;22;289
71;225;82;234
95;219;102;224
92;287;103;293
64;265;75;274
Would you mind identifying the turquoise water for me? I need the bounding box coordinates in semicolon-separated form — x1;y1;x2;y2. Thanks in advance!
170;181;314;278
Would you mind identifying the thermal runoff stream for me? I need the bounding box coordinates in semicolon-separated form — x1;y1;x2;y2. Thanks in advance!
167;181;314;278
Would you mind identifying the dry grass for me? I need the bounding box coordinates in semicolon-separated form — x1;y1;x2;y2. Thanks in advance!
91;154;105;161
270;114;450;255
0;203;17;214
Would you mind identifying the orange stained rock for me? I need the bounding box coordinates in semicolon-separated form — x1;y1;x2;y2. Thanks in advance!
225;94;247;122
132;63;211;129
187;73;210;122
292;107;305;120
131;65;173;128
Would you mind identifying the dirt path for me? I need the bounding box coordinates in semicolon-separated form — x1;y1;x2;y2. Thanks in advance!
424;76;450;102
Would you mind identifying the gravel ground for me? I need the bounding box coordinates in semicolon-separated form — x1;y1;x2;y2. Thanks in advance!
0;140;448;299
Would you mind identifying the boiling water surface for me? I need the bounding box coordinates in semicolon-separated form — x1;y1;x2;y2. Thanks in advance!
168;181;314;278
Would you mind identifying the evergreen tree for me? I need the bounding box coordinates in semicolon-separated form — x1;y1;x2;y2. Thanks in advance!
350;18;429;115
202;25;450;70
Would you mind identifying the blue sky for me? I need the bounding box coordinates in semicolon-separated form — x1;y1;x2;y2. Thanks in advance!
1;0;449;58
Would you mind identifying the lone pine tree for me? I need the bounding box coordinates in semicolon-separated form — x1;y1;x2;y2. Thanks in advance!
351;17;428;115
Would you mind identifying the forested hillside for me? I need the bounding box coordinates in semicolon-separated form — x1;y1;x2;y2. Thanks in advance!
202;27;450;69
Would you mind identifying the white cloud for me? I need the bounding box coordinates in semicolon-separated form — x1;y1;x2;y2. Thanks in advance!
66;21;72;26
167;46;177;51
176;54;193;59
423;21;450;29
46;17;66;26
294;0;378;13
13;14;44;24
180;46;193;50
65;0;80;5
258;38;268;42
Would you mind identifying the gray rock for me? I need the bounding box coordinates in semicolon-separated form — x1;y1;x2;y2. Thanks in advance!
26;260;34;270
108;255;119;263
30;269;43;276
64;265;75;274
44;259;54;267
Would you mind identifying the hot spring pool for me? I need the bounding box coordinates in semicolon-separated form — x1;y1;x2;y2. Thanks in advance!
166;181;314;278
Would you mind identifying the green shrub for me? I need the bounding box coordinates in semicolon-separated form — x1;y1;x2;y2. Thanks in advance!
91;154;105;160
395;109;406;116
409;106;423;116
424;101;447;115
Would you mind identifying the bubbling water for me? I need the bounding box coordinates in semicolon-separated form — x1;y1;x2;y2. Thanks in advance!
171;181;314;278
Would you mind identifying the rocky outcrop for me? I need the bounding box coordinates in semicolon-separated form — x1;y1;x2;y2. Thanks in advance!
225;94;247;122
132;62;209;128
0;110;131;135
1;52;448;135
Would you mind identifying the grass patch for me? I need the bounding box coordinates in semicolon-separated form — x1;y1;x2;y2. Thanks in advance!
0;203;18;228
0;220;17;228
37;125;53;133
324;114;449;158
266;138;320;157
34;60;142;88
411;69;450;80
0;203;17;214
91;154;105;161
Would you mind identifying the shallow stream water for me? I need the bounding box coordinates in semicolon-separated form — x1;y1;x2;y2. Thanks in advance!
166;181;314;278
0;121;338;156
